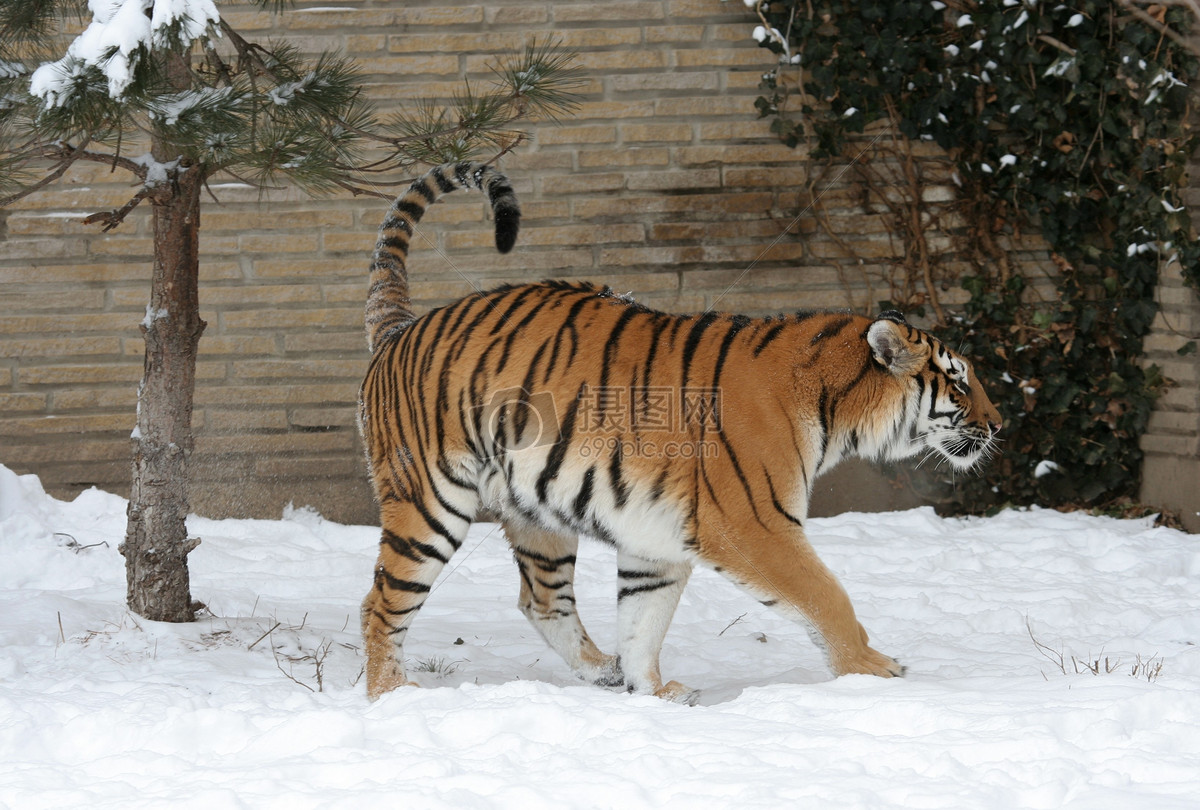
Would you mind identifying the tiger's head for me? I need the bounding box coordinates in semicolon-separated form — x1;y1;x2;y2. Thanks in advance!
866;312;1002;471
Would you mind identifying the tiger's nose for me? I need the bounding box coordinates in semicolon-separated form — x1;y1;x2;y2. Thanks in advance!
989;418;1002;436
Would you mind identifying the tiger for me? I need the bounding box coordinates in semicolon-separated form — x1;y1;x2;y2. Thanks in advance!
358;161;1002;704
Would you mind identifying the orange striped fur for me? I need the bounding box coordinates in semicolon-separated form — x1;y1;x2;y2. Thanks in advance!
358;162;1002;702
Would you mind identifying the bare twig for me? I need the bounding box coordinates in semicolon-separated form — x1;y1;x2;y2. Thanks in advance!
718;613;748;637
83;185;155;232
247;620;281;651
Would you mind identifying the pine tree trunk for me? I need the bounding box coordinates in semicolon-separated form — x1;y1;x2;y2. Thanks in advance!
120;164;206;622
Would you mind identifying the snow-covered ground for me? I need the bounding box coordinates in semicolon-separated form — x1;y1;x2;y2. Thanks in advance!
1;462;1198;809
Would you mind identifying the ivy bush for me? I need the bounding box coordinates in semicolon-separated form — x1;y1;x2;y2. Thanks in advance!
750;0;1198;512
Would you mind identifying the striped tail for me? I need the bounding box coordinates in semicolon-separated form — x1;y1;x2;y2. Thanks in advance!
365;161;521;351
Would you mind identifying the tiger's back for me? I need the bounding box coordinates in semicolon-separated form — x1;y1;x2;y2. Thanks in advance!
358;163;1001;702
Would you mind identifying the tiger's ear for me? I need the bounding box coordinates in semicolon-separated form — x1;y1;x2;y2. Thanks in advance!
867;318;926;375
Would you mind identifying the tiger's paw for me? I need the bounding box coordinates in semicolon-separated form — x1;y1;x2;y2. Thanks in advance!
835;647;905;679
655;680;701;706
588;655;624;688
365;668;417;701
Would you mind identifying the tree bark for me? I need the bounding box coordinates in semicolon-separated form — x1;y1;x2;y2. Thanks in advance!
120;163;206;622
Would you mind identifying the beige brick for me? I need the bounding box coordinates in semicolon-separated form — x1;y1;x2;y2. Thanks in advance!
665;0;746;18
625;169;722;192
554;2;664;22
231;358;367;380
538;173;627;195
697;121;777;141
723;166;810;188
203;208;354;233
0;413;133;437
676;48;777;68
195;431;357;457
578;148;671;169
198;335;280;356
0;290;107;311
0;368;11;387
535;126;620;147
0;238;89;260
574;100;657;121
252;258;362;279
645;26;706;44
283;331;365;354
203;408;291;433
611;72;720;94
222;308;361;331
290;407;357;429
572;192;774;219
0;392;48;412
0;336;123;357
649;220;783;243
388;31;526;54
598;241;805;268
345;34;388;54
715;289;851;315
620;123;694;143
53;389;137;411
252;455;365;480
394;6;483;25
192;383;359;408
0;313;137;335
560;51;671;73
654;96;757;117
678;144;801;166
486;5;549;24
0;440;132;466
216;9;274;30
238;234;321;254
201;285;324;307
447;223;644;250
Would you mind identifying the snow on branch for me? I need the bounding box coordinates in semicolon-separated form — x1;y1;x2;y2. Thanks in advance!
29;0;220;104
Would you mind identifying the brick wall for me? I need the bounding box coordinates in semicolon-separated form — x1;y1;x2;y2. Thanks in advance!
1;0;1196;529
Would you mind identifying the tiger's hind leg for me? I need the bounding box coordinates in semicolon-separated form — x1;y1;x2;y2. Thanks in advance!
504;521;622;688
362;498;471;700
615;552;698;705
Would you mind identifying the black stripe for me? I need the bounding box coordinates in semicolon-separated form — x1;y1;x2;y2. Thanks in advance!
396;199;427;221
535;577;571;590
514;552;576;575
609;439;629;508
378;569;431;593
764;471;804;527
681;312;720;386
432;166;457;193
810;316;852;345
618;569;662;579
618;580;677;601
711;317;749;396
598;306;641;401
753;322;787;356
535;384;583;502
573;466;596;520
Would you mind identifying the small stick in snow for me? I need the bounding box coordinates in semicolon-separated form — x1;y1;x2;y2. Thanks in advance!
248;621;282;651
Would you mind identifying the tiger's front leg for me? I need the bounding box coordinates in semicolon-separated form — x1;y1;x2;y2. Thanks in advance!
615;552;699;705
701;527;903;680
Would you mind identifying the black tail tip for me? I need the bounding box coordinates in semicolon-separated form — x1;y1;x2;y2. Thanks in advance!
494;204;520;254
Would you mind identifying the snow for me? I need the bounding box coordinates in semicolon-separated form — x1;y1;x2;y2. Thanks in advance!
1;462;1199;808
29;0;220;104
